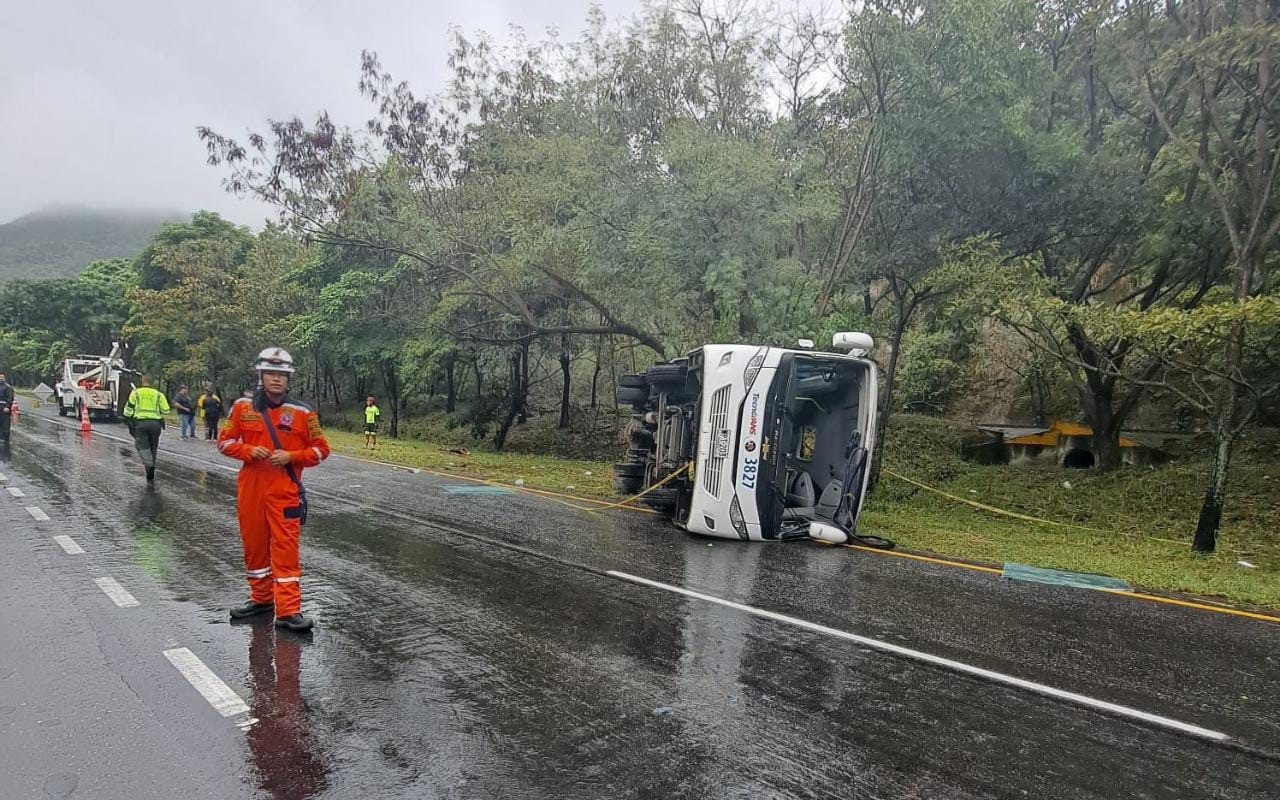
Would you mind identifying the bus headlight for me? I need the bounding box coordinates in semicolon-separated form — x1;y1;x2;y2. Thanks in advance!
729;495;748;537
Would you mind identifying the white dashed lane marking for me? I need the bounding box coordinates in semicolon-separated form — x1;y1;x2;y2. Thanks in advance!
163;648;249;717
25;506;50;522
93;577;140;608
7;486;25;498
52;535;85;555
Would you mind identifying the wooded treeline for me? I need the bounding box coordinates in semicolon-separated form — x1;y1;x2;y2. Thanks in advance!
1;0;1276;550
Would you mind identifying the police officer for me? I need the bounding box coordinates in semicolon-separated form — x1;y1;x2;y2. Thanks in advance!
219;348;329;632
123;374;170;482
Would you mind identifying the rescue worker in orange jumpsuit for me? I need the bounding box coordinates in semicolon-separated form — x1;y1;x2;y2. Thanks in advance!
218;348;329;632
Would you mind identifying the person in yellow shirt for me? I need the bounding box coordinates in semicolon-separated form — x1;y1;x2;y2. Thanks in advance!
123;374;171;483
197;384;225;441
363;396;381;450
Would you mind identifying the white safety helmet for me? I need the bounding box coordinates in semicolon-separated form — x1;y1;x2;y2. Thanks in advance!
253;347;296;374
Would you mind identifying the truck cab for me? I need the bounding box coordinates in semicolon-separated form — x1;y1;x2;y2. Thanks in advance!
614;333;878;543
57;343;129;421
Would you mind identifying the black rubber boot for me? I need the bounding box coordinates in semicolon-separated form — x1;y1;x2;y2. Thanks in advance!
229;601;274;620
145;466;155;482
275;614;314;632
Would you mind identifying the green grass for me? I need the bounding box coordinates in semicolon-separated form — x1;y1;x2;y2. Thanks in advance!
864;416;1280;610
325;429;616;498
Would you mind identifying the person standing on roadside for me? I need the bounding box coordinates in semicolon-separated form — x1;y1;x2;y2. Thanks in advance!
363;396;381;450
174;385;196;440
123;374;170;483
198;384;224;441
0;371;14;446
219;348;329;632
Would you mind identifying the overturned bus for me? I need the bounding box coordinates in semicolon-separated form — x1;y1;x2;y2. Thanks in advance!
613;333;878;544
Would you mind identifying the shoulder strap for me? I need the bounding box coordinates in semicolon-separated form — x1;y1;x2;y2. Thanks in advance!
260;410;305;491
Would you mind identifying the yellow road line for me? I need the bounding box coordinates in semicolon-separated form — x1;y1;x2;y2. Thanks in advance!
1099;589;1280;625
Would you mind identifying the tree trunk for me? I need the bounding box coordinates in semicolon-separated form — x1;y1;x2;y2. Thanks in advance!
559;334;572;429
445;354;456;414
494;347;522;451
323;363;344;422
1192;403;1236;553
517;339;529;425
382;360;400;438
473;358;483;404
1066;325;1125;471
870;296;909;487
1193;240;1255;551
590;341;602;409
1029;371;1048;427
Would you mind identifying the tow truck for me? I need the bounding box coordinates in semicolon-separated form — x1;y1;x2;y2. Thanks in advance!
56;342;130;422
614;333;879;544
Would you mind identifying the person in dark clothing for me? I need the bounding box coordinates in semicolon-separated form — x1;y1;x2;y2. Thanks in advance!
0;371;14;446
174;385;196;440
198;385;225;440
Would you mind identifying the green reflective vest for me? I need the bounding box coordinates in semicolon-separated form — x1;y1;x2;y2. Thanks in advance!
125;386;170;420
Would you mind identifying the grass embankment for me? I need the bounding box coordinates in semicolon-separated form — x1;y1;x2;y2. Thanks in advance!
866;416;1280;609
339;413;1278;610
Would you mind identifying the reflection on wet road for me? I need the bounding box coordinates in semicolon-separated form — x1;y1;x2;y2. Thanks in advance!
3;410;1279;799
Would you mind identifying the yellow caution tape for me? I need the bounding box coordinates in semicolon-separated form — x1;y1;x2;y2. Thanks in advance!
879;467;1191;547
586;463;692;511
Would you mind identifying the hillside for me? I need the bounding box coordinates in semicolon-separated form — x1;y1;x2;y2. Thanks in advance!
0;207;181;281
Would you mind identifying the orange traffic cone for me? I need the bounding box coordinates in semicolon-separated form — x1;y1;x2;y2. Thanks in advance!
79;403;91;433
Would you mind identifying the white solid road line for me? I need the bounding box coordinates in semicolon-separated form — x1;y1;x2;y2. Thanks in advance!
607;570;1232;744
163;648;250;717
0;471;7;481
52;535;85;555
25;506;50;522
7;486;25;498
94;576;140;608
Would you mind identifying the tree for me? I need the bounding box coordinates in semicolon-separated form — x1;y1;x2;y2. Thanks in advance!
1127;0;1280;550
0;259;137;381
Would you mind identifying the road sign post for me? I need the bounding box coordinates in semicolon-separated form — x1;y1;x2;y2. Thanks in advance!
33;383;55;406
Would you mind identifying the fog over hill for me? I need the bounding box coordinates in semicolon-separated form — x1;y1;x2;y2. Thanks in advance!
0;206;182;281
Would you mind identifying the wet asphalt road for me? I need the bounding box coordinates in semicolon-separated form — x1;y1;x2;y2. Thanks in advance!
2;406;1279;799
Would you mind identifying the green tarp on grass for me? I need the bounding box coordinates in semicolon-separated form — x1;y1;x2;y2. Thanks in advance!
441;484;515;495
1001;562;1131;592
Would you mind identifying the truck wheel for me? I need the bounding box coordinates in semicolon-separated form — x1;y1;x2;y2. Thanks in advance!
618;374;648;390
612;461;647;495
617;386;648;406
645;363;689;398
638;487;679;513
58;402;67;417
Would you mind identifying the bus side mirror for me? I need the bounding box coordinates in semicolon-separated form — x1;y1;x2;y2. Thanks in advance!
832;332;874;356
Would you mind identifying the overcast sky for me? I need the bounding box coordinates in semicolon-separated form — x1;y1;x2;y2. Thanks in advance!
0;0;654;227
